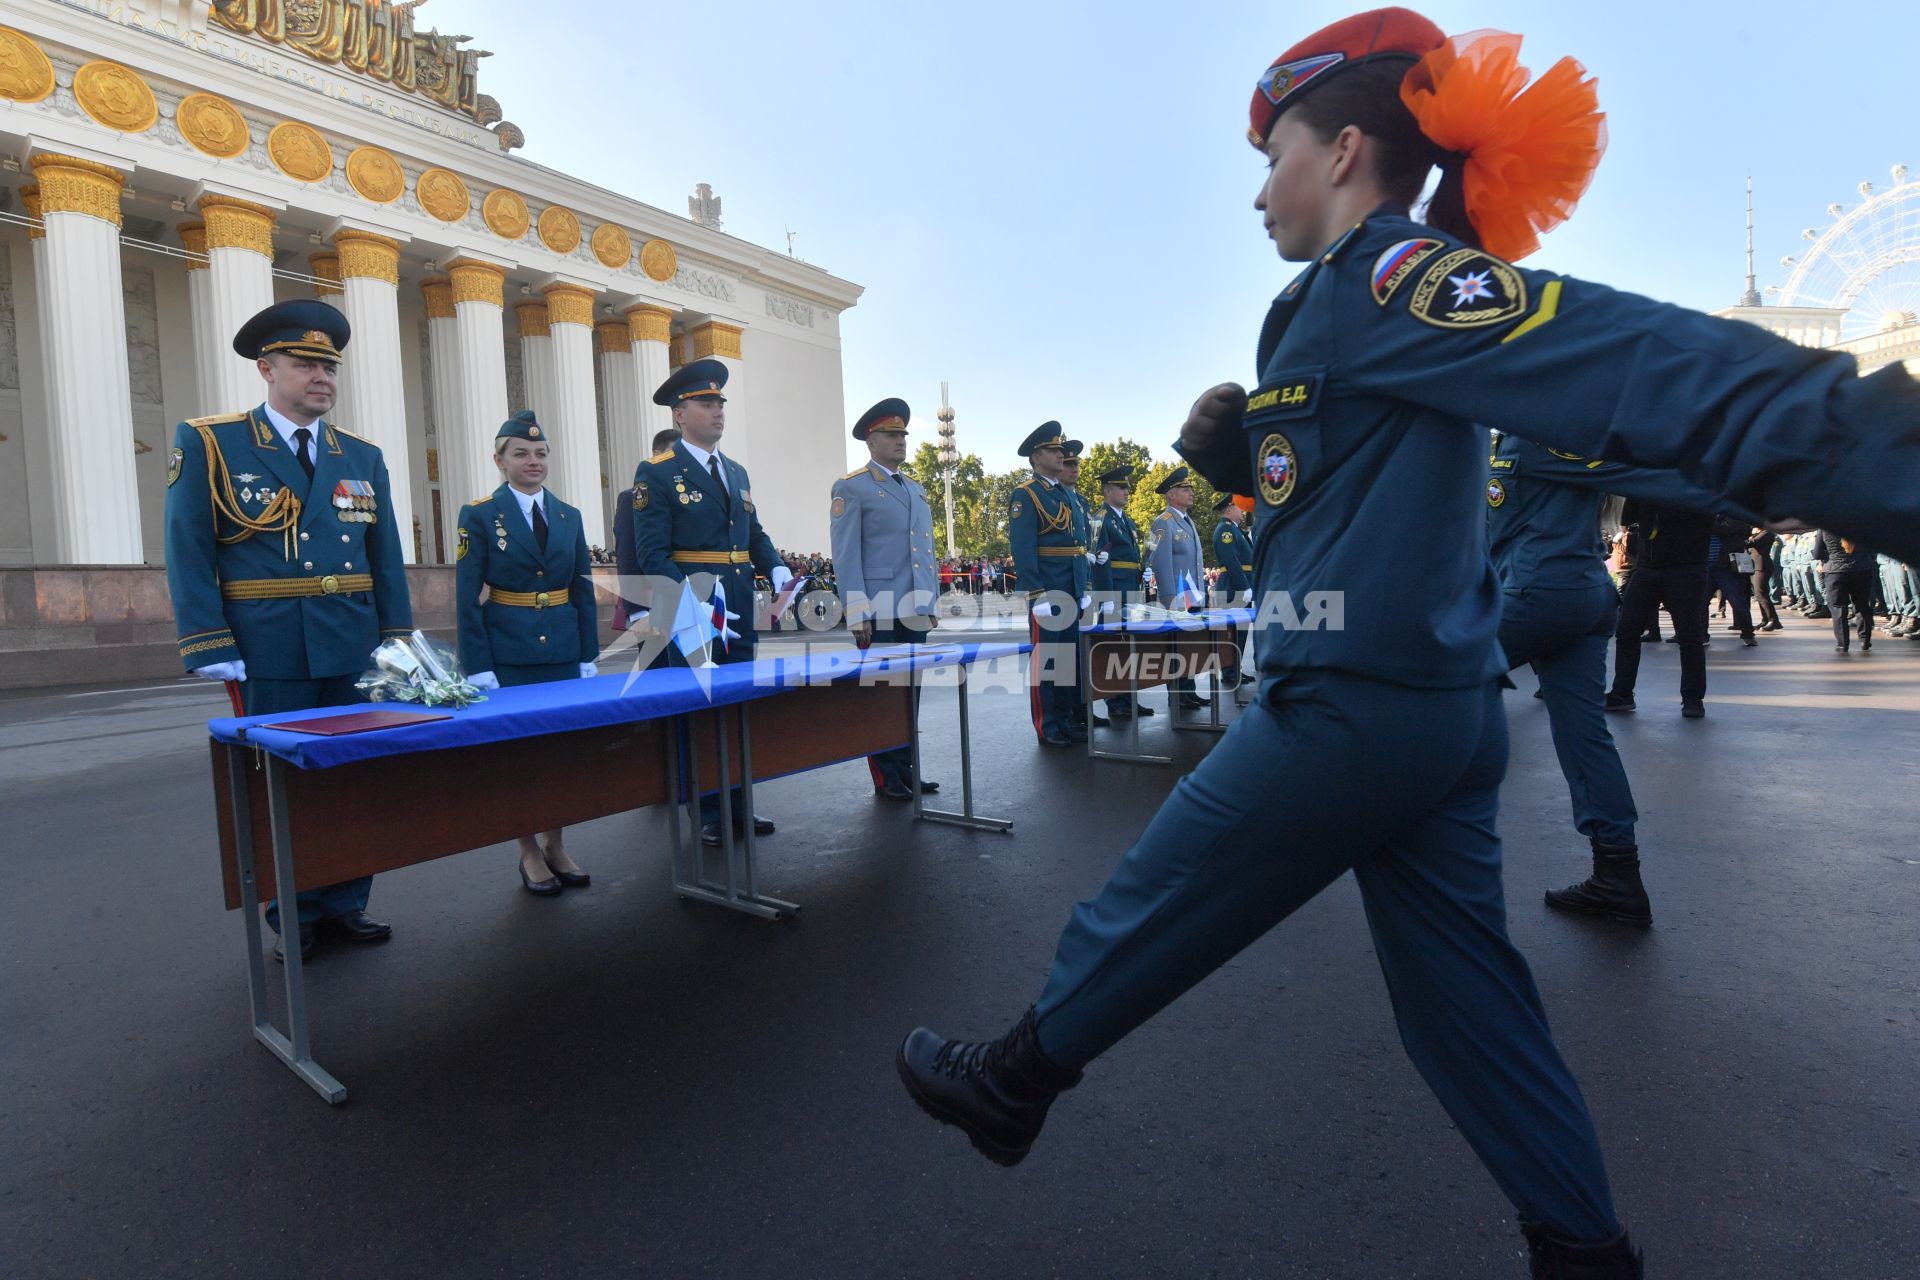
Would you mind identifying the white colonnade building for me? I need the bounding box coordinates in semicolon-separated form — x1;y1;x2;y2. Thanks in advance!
0;0;862;605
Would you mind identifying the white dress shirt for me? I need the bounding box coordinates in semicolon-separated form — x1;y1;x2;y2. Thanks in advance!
507;484;547;535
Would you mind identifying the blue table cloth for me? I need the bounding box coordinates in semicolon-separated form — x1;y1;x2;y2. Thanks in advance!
1081;608;1254;636
208;640;1029;770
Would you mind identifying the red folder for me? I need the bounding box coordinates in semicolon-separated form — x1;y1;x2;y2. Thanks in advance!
260;709;451;736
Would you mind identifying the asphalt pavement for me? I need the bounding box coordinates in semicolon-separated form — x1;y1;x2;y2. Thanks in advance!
2;611;1915;1278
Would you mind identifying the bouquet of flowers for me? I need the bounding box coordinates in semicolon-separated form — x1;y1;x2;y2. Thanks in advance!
355;629;488;708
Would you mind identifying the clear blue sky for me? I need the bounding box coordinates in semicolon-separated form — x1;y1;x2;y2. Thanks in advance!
463;0;1920;470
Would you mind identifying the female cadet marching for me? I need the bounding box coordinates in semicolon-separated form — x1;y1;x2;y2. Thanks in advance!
894;9;1920;1276
456;411;601;895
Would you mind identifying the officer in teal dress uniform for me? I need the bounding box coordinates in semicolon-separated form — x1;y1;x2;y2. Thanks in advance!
164;300;413;962
630;359;796;845
897;10;1920;1275
1007;422;1090;748
456;410;601;895
830;398;943;800
1056;442;1104;730
1209;491;1255;689
1088;464;1151;720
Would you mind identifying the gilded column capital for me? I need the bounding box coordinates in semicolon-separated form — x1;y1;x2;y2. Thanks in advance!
542;283;595;328
21;185;44;240
595;319;632;355
514;299;551;338
197;194;276;255
178;220;208;267
420;276;455;320
689;320;745;362
624;303;673;345
309;251;342;295
446;257;506;308
334;229;402;286
30;153;127;228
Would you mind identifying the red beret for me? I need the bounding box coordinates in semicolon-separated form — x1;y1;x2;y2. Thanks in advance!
1247;7;1446;147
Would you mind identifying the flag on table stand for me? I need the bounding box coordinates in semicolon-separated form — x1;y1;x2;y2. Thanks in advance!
1179;570;1203;611
670;580;717;661
710;581;731;656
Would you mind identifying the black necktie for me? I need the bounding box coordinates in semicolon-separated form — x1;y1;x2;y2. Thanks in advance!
893;473;904;485
292;427;315;481
531;499;548;553
709;456;730;511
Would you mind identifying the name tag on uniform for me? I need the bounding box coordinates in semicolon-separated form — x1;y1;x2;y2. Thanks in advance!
1244;367;1323;420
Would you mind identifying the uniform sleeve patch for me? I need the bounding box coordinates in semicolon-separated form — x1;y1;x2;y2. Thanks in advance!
1245;371;1321;419
1406;248;1527;330
1370;238;1444;306
456;527;471;559
167;447;183;486
831;495;847;518
632;482;649;510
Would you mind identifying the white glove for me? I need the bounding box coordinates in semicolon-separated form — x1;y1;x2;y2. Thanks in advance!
1241;588;1254;605
1101;599;1118;616
1096;551;1110;565
1032;601;1056;618
195;660;246;683
1079;594;1093;611
770;566;795;593
578;662;599;679
469;670;500;690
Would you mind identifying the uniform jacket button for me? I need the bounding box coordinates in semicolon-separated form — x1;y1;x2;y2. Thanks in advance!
538;635;547;643
300;531;310;541
344;562;353;570
341;534;350;543
536;569;545;577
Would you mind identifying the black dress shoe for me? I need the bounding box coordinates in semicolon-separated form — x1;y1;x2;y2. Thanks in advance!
1090;713;1110;727
1134;703;1155;717
749;814;775;836
520;864;562;895
554;868;591;889
916;778;941;795
1176;693;1210;710
1038;731;1073;748
1741;635;1758;646
273;925;317;963
324;910;392;941
1604;693;1635;713
877;781;915;801
1062;722;1088;742
1681;700;1706;719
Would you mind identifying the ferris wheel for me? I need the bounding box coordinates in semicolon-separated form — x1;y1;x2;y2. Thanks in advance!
1770;164;1920;342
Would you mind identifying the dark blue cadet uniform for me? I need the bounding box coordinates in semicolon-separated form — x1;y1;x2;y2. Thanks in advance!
1488;430;1742;845
1026;210;1920;1244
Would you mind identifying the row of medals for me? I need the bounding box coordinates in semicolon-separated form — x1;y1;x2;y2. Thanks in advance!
334;479;378;524
493;518;510;551
677;478;704;505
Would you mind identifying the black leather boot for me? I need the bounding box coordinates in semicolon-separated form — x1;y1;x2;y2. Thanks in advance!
1523;1224;1644;1278
1544;841;1653;927
896;1007;1082;1167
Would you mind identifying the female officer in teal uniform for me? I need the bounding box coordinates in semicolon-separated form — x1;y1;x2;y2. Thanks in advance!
896;10;1920;1276
456;411;601;895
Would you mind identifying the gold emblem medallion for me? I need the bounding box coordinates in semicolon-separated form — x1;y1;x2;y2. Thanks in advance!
345;146;404;204
266;121;333;182
74;60;157;132
177;93;250;158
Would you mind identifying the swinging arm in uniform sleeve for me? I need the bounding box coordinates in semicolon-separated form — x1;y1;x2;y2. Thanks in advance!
1329;233;1920;561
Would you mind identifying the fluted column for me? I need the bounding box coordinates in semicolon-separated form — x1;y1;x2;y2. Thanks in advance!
689;319;748;470
626;303;676;473
596;319;642;519
30;153;142;563
333;229;416;563
20;185;61;559
448;257;510;505
421;275;467;551
514;299;554;416
542;283;604;542
176;220;223;418
198;194;278;414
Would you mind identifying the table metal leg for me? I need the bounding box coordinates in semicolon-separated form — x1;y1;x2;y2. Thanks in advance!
672;704;797;919
1172;634;1228;737
1089;630;1173;764
258;755;347;1104
663;718;693;894
916;660;1013;832
226;748;272;1048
